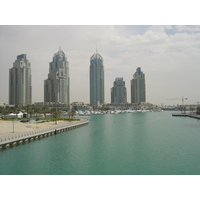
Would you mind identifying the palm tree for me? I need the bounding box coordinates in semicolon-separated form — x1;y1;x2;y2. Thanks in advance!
183;106;186;114
51;108;61;124
26;105;35;119
71;109;76;119
197;107;200;115
6;106;11;114
13;104;21;118
67;110;72;120
179;106;183;114
34;106;41;119
190;107;194;114
0;107;10;118
41;106;49;118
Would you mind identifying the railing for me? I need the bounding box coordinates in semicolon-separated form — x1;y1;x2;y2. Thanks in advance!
0;119;89;147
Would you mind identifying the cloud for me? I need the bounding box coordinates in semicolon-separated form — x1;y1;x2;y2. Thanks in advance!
175;25;200;32
0;25;200;105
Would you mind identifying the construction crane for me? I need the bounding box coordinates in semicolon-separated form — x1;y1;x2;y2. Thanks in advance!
166;97;188;113
189;101;199;105
166;97;188;106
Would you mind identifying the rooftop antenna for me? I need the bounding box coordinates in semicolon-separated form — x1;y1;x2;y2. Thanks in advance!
59;42;61;51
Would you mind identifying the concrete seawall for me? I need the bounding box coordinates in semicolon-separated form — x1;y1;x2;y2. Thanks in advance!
172;113;200;119
0;119;89;149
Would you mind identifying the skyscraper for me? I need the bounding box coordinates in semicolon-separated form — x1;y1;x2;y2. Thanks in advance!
131;67;146;104
9;54;32;105
90;51;104;106
44;47;69;104
111;77;127;104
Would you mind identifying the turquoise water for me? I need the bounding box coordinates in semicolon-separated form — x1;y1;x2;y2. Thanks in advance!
0;111;200;175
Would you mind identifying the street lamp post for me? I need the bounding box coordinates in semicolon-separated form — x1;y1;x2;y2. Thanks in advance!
12;118;14;133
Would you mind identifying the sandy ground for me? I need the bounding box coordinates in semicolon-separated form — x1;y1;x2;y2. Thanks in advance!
0;118;85;138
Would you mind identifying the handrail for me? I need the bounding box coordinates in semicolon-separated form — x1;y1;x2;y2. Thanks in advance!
0;119;89;146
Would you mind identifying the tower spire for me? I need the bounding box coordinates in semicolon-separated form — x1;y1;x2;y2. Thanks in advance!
59;42;61;51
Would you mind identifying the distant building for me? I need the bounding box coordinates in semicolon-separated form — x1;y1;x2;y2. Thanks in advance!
44;47;70;104
71;102;88;111
0;102;5;107
111;77;127;104
9;54;32;105
131;67;146;104
90;50;104;106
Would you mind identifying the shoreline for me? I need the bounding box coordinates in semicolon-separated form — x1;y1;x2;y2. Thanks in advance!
0;118;85;138
0;118;89;148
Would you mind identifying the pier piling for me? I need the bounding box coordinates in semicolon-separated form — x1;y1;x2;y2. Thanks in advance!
0;119;89;149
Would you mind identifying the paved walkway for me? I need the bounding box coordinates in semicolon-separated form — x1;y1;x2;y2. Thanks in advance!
0;119;86;139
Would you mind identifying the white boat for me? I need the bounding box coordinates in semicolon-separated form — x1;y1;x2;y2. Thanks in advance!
78;111;91;116
78;111;85;116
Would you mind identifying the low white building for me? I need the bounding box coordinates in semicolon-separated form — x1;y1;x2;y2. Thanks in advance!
7;112;24;119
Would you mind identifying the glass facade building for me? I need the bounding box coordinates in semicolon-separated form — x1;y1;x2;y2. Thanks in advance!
9;54;32;105
131;67;146;104
44;47;70;104
90;51;104;106
111;77;127;104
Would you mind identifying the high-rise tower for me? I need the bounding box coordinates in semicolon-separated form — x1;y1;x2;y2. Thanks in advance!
90;51;104;106
131;67;146;104
44;47;69;104
9;54;32;105
111;77;127;104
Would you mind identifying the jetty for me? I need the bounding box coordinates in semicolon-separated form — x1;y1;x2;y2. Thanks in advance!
0;119;89;149
172;113;200;119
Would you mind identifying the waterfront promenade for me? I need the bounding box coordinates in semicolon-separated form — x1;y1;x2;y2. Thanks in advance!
0;118;89;148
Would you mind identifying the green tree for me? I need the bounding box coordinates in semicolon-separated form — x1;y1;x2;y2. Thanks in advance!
41;106;50;118
51;108;61;124
197;107;200;115
25;105;35;119
183;106;186;114
68;109;76;120
67;110;72;120
0;107;10;118
6;106;11;114
13;104;22;118
179;106;183;114
34;106;41;121
190;107;194;114
71;109;76;118
0;107;3;116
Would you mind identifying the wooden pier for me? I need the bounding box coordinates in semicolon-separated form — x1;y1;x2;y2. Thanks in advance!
0;119;89;149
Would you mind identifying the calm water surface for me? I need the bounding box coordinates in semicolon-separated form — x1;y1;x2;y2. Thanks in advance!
0;111;200;175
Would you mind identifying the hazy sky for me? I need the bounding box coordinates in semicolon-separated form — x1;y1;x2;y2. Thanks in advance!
0;25;200;106
0;1;199;196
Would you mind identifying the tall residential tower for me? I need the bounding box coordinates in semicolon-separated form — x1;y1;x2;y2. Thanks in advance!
9;54;32;105
90;51;104;106
44;47;70;104
131;67;146;104
111;77;127;104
